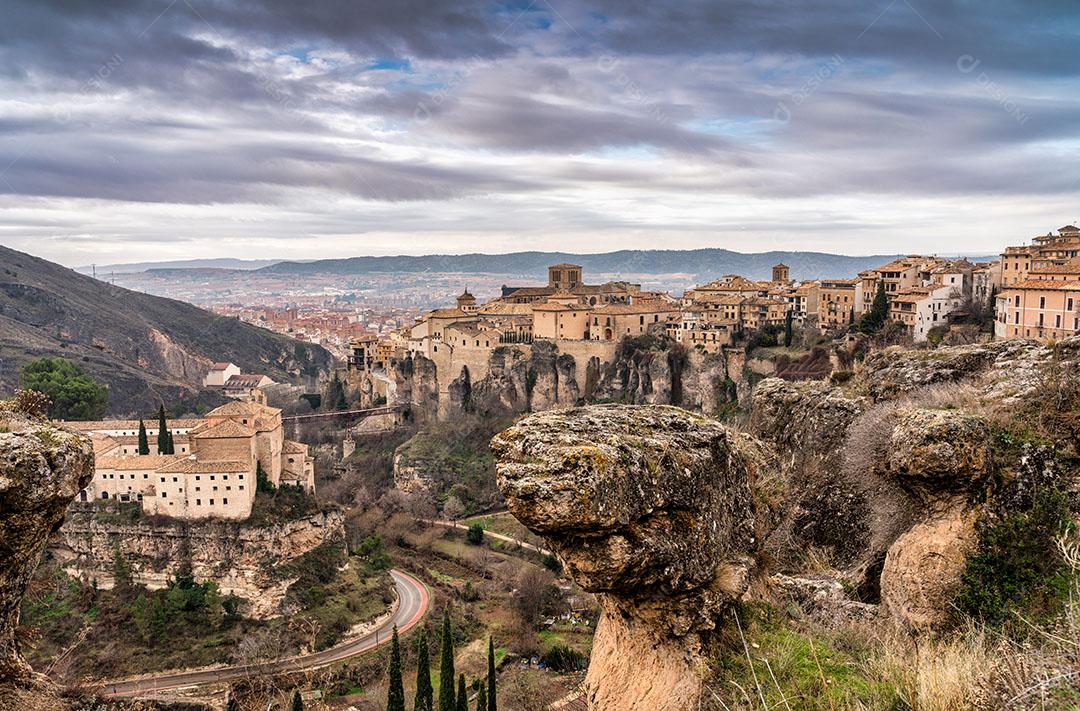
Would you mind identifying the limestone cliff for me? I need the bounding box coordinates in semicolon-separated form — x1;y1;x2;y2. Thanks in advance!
0;404;93;687
493;405;759;711
752;336;1079;628
53;508;344;618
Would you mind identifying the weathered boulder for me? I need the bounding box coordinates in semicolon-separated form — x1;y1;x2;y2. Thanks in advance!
493;405;758;711
885;408;991;497
750;378;868;473
770;574;878;625
0;408;93;686
880;508;978;629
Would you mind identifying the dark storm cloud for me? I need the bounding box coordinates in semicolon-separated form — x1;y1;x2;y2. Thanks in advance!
581;0;1080;77
0;0;1078;262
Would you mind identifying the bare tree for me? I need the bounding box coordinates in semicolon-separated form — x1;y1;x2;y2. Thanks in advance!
513;567;561;630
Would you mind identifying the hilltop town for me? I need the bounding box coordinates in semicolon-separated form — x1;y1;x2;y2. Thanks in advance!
342;225;1079;420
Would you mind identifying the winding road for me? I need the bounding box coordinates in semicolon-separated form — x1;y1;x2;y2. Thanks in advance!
101;569;428;698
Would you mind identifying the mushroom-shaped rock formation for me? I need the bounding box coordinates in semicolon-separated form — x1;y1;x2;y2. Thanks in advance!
0;406;93;687
492;404;759;711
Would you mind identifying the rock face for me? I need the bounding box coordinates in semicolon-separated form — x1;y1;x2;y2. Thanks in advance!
53;509;344;618
0;408;93;686
493;405;758;711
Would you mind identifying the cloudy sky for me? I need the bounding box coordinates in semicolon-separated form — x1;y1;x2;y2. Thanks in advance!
2;0;1079;266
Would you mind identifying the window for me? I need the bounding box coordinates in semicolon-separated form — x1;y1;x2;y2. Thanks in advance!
172;477;178;483
196;498;201;505
238;474;244;480
223;498;228;505
160;477;165;483
195;486;200;492
1040;296;1046;309
239;485;245;491
209;499;214;505
210;475;215;480
161;492;167;498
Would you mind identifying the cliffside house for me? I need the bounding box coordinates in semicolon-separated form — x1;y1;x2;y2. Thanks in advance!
73;401;315;520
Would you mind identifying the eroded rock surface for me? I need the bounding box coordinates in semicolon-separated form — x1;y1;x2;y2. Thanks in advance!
0;409;93;686
493;405;758;711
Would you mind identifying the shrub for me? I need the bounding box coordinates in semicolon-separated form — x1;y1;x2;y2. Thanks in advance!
954;488;1073;626
466;523;485;545
20;357;107;420
541;644;587;671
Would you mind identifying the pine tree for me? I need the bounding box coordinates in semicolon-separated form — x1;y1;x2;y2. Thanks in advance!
137;419;149;455
475;685;486;711
156;406;169;454
387;625;405;711
438;611;456;711
456;674;468;711
487;636;496;711
291;689;304;711
414;626;434;711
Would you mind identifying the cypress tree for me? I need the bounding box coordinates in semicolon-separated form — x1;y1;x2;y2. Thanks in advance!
291;689;304;711
487;636;496;711
475;685;486;711
455;674;468;711
867;280;889;332
156;406;169;454
438;611;455;711
783;309;794;347
165;429;175;455
387;625;405;711
414;626;434;711
137;419;149;455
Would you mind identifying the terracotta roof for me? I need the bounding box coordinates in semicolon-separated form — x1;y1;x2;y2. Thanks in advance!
210;362;234;370
156;458;251;474
1003;279;1080;291
427;308;472;319
224;374;270;388
93;436;120;456
191;420;257;439
206;401;281;419
590;303;679;315
505;286;556;297
96;454;186;470
283;440;308;454
548;263;582;269
477;301;534;315
68;418;203;431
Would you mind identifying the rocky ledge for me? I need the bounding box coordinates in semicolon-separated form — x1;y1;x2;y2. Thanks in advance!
0;405;93;687
492;404;759;711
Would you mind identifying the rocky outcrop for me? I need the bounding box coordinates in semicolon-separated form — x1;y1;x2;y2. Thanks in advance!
750;378;867;473
880;508;978;629
878;408;990;629
53;509;344;618
852;338;1069;403
0;407;93;686
493;405;758;711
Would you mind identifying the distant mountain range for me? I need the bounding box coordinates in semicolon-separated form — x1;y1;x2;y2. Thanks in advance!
90;249;999;282
1;246;331;416
75;258;285;275
253;249;915;281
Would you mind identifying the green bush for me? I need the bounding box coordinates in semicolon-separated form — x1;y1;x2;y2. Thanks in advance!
466;523;485;545
541;644;587;672
954;488;1074;625
20;357;107;420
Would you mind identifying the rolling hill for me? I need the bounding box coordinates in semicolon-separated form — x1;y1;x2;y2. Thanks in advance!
0;246;331;416
253;249;918;281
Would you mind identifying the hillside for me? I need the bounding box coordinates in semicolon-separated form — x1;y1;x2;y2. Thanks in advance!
256;248;919;281
0;246;331;416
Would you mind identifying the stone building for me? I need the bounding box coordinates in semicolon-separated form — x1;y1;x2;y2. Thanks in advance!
995;256;1080;342
72;400;315;520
